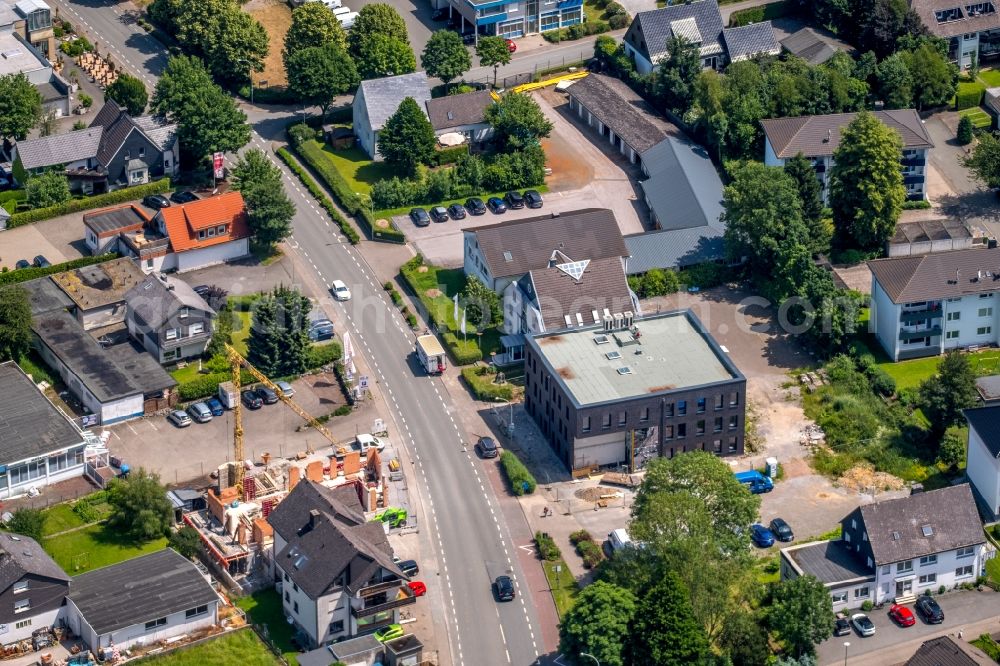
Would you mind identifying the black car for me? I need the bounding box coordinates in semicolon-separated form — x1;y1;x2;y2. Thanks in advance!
256;386;279;404
409;207;431;227
170;190;199;204
193;285;211;297
309;318;334;341
476;436;499;458
915;595;944;623
486;197;507;214
447;203;467;220
461;31;476;45
833;617;851;636
465;197;487;215
430;206;449;223
769;518;794;542
15;259;30;269
33;255;50;268
143;194;171;209
505;191;525;209
397;559;419;576
493;575;515;602
241;390;263;409
524;190;543;209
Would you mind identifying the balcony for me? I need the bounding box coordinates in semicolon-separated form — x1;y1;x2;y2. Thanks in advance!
899;326;942;341
899;307;942;323
901;157;926;167
903;174;926;185
351;586;416;619
358;579;404;598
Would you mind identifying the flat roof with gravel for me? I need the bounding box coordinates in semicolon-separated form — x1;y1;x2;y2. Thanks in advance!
529;309;740;406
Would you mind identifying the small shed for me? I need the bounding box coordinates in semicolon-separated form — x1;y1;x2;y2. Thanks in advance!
323;126;356;150
977;375;1000;405
888;218;975;257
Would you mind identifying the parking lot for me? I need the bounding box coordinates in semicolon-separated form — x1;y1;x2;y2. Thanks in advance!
0;211;90;270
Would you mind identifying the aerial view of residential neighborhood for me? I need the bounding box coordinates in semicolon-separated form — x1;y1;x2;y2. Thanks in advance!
9;0;1000;664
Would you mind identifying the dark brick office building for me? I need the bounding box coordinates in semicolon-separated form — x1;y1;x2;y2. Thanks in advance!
524;309;746;473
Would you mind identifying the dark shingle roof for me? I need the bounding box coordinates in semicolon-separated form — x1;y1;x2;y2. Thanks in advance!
526;256;633;330
90;100;177;167
267;480;365;542
761;109;933;159
83;205;149;236
70;549;218;636
0;532;69;593
780;27;840;65
0;361;83;466
566;73;679;154
16;128;102;170
976;376;1000;403
466;208;629;279
355;72;431;132
784;540;875;585
627;0;725;61
965;406;1000;456
911;0;1000;39
722;21;780;61
860;484;984;564
639;137;724;232
891;218;971;245
906;636;987;666
624;226;725;273
867;247;1000;303
126;274;212;330
425;90;493;131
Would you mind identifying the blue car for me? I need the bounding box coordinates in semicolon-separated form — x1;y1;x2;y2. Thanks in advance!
751;523;775;548
205;397;225;416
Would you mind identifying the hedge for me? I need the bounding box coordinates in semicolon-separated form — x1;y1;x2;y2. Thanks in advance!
305;341;343;369
576;538;604;569
429;145;469;167
500;450;537;496
461;365;513;401
276;147;361;244
7;179;171;228
902;199;932;210
543;20;610;43
0;253;119;286
955;81;985;110
729;0;791;27
534;531;560;560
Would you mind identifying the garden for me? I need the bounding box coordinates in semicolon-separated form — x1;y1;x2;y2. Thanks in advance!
236;590;300;666
135;629;281;666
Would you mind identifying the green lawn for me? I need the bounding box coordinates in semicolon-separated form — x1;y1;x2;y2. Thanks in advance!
236;590;299;666
135;629;280;666
43;524;167;574
979;68;1000;87
542;558;579;619
319;144;395;196
169;311;250;384
42;503;87;536
960;107;993;129
878;349;1000;390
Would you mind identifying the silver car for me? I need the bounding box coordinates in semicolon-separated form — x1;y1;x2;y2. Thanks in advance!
187;402;213;423
851;613;875;637
167;410;192;428
275;380;295;398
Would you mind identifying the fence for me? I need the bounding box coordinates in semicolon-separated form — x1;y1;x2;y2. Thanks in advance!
465;50;592;90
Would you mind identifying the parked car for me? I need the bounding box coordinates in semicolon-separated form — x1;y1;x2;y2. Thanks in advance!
888;604;916;627
33;255;50;268
256;386;279;404
374;624;404;643
505;38;517;53
448;203;467;219
143;194;171;209
275;380;295;398
476;436;498;458
430;206;449;223
769;518;794;542
833;617;851;637
505;191;525;209
408;581;427;597
332;280;352;301
524;190;543;208
205;397;225;416
465;197;486;215
750;523;775;548
493;575;515;601
15;259;30;269
0;175;10;190
851;613;875;637
241;390;263;409
193;285;211;297
461;31;476;45
167;409;192;427
606;528;632;554
187;402;213;423
309;318;334;341
915;595;944;623
409;207;431;227
396;560;419;576
170;190;199;204
487;197;507;214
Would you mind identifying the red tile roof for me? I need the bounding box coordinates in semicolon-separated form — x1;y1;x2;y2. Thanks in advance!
159;191;251;253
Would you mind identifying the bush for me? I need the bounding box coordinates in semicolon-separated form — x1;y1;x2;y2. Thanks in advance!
288;123;319;146
569;529;593;545
729;0;790;26
861;600;874;612
955;82;985;110
605;1;625;15
577;539;604;569
443;331;483;364
534;531;560;560
276;147;361;244
901;199;932;210
178;372;230;401
72;500;103;523
608;13;629;29
0;252;119;286
543;20;610;42
334;404;352;417
634;268;681;298
169;526;202;558
429;144;469;167
461;365;514;401
8;179;171;227
501;451;537;496
59;36;92;57
305;341;343;369
7;508;45;542
958;115;975;144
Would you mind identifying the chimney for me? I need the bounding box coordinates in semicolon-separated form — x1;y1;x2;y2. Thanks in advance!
603;314;614;332
623;311;634;328
308;509;321;529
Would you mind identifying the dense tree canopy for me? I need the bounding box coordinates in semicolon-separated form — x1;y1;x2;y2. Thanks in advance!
104;73;149;116
106;469;173;542
0;73;42;156
354;33;417;80
559;581;635;666
348;3;409;56
0;286;32;363
421;30;471;88
377;97;436;173
476;36;511;86
769;575;834;657
286;44;359;119
964;131;1000;188
248;286;312;377
25;171;71;209
231;148;295;250
284;2;347;61
654;35;700;112
626;572;710;665
784;153;830;254
919;351;978;438
484;92;553;152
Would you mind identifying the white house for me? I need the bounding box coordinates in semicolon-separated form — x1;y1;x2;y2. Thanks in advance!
65;548;219;653
910;0;1000;69
781;484;989;611
424;90;494;147
868;247;1000;362
351;73;431;160
964;405;1000;520
152;191;252;273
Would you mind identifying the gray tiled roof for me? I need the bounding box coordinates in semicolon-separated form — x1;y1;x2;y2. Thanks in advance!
133;115;178;152
784;539;875;585
90;100;177;168
16;127;102;170
69;548;218;636
627;0;725;61
267;480;365;543
965;405;1000;456
425;90;493;131
860;484;984;564
125;273;212;330
911;0;1000;39
0;532;69;595
867;247;1000;303
761;109;934;159
356;72;431;132
723;21;780;61
0;3;19;26
526;256;633;331
83;205;147;236
639;137;724;233
0;361;83;467
906;637;986;666
624;226;724;273
566;73;679;155
780;27;840;65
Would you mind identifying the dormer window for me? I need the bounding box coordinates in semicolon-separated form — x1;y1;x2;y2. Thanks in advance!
935;6;964;21
217;225;226;235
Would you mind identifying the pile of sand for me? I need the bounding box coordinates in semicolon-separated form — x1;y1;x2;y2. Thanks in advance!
838;463;906;492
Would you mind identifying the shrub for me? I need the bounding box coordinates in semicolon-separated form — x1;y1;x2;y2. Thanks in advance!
867;366;896;397
429;144;469;167
729;0;790;26
169;526;202;558
288;123;319;146
461;365;514;401
334;404;352;417
406;312;418;328
534;531;560;560
72;500;103;523
958;115;975;144
569;529;593;545
501;451;537;496
577;539;604;569
390;289;403;306
276;147;361;244
178;372;230;401
901;199;932;210
861;600;874;612
443;331;482;364
992;524;1000;540
955;82;985;110
608;13;629;29
305;341;343;369
8;179;171;227
7;508;45;542
0;253;119;286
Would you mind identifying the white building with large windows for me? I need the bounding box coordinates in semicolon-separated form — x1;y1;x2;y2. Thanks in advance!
868;247;1000;361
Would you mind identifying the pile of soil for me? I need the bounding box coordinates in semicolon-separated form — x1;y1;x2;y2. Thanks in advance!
574;486;621;502
838;463;906;492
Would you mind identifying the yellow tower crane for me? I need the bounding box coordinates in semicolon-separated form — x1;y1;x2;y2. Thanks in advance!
224;343;344;494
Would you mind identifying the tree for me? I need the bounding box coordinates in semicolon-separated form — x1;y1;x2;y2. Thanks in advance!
248;286;311;377
286;44;359;120
25;171;71;209
247;294;281;375
905;42;956;110
377;97;436;174
796;267;863;356
348;3;408;56
858;0;913;58
37;110;57;137
106;469;173;542
354;33;416;80
284;2;347;62
421;30;471;90
958;115;974;145
784;153;829;254
559;581;635;666
484;92;553;152
829;111;904;251
206;9;269;84
626;572;709;665
0;286;32;362
169;526;202;558
0;73;42;158
963;131;1000;188
205;304;234;358
152;56;251;166
477;36;511;87
719;608;770;666
461;275;502;329
655;35;700;112
938;425;967;469
105;73;149;116
7;508;45;542
876;52;913;109
919;351;978;438
231;148;295;250
769;575;833;657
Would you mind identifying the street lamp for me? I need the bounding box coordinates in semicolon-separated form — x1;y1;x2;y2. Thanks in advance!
580;654;601;666
236;58;254;105
843;641;850;666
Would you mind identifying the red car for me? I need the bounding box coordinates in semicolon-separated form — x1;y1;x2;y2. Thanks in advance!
889;604;916;627
407;581;427;597
505;38;517;53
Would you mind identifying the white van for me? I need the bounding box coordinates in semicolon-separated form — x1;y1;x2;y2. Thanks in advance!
331;6;350;17
356;433;386;454
323;0;343;9
607;528;632;553
337;10;358;28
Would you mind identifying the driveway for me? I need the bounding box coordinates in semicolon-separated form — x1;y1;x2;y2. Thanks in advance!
0;210;91;270
816;588;1000;665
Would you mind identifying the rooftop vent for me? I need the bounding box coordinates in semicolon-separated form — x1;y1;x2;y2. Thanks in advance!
921;524;933;537
891;531;901;541
447;111;454;121
606;350;622;360
593;334;610;345
616;366;633;375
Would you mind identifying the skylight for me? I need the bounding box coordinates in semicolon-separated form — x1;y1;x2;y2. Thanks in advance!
616;366;633;375
557;259;590;282
503;251;513;263
606;351;622;360
921;525;933;537
593;335;610;345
